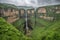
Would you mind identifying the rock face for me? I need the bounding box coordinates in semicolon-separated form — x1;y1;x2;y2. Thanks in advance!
0;8;19;23
37;7;46;14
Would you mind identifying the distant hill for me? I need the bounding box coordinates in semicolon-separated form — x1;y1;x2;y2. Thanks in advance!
0;3;34;10
38;4;60;8
0;3;17;9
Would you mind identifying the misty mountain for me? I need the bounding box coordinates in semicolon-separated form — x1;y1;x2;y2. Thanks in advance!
0;3;34;9
0;3;17;9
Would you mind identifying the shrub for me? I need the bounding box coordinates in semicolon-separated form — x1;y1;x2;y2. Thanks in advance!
0;17;26;40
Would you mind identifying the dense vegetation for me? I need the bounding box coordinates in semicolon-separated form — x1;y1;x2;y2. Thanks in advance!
31;18;60;40
0;17;60;40
12;19;25;33
0;17;27;40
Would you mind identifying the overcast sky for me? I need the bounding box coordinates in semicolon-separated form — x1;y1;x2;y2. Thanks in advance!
0;0;60;7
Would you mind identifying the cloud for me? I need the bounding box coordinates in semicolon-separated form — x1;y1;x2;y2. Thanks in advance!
55;0;60;2
0;0;60;7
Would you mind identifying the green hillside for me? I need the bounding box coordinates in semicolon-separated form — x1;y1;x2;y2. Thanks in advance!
31;18;60;40
0;17;26;40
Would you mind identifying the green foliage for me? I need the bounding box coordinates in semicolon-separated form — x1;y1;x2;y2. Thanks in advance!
12;19;24;27
0;17;26;40
31;18;60;40
12;19;25;33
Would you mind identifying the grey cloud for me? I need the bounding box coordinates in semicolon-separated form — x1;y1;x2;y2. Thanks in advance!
30;0;36;4
0;0;60;7
55;0;60;2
